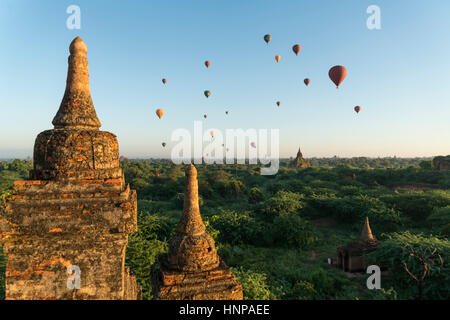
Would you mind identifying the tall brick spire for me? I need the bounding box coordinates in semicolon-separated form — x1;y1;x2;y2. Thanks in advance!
152;165;243;300
166;164;219;272
176;164;207;236
52;36;101;129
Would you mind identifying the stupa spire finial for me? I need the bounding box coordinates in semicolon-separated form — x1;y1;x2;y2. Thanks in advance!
176;164;206;236
52;37;101;129
360;217;375;242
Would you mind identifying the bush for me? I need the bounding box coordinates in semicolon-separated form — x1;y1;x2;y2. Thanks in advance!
213;179;246;197
231;267;274;300
326;195;401;231
427;206;450;237
264;191;305;218
125;213;169;299
248;187;265;203
270;214;318;249
208;210;265;246
381;190;450;222
419;160;433;170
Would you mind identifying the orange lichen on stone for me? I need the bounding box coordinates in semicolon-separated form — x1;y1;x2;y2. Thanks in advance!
49;228;63;233
14;180;42;186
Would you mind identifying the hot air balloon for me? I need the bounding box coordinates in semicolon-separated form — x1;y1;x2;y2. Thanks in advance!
275;55;281;63
292;44;301;55
204;90;211;98
329;65;347;88
205;61;210;68
162;78;167;84
264;34;272;44
251;142;256;148
354;106;361;114
204;114;208;119
304;78;310;86
156;109;164;119
276;101;281;107
162;142;166;147
225;111;229;115
210;130;215;138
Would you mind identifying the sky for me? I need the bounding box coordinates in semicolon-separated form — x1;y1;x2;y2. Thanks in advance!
0;0;449;159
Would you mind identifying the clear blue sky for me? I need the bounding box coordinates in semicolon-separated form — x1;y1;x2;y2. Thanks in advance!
0;0;449;158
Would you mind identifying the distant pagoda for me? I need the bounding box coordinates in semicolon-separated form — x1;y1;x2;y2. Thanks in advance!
336;217;378;272
0;37;139;299
290;147;311;168
152;164;243;300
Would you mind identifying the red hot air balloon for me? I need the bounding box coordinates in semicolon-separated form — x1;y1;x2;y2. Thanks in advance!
205;60;210;68
292;44;301;55
304;78;310;86
354;106;361;114
162;78;167;84
329;65;347;88
276;101;281;107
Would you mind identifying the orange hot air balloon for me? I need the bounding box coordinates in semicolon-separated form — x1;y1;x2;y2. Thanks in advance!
275;55;281;62
304;78;310;86
156;109;164;119
205;60;210;68
354;106;361;114
210;130;215;138
329;65;347;88
276;101;281;107
204;114;208;119
292;44;301;55
162;78;167;84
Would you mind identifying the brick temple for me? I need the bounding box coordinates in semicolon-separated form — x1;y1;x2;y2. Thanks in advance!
152;164;243;300
336;217;378;272
0;37;139;299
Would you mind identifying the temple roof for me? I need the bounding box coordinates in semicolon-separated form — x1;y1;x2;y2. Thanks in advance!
359;216;376;242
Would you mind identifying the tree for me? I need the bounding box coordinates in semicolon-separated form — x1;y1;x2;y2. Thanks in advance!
402;245;443;300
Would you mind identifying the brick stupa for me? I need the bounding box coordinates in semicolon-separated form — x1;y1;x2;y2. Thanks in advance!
290;148;311;168
152;165;243;300
0;37;139;300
